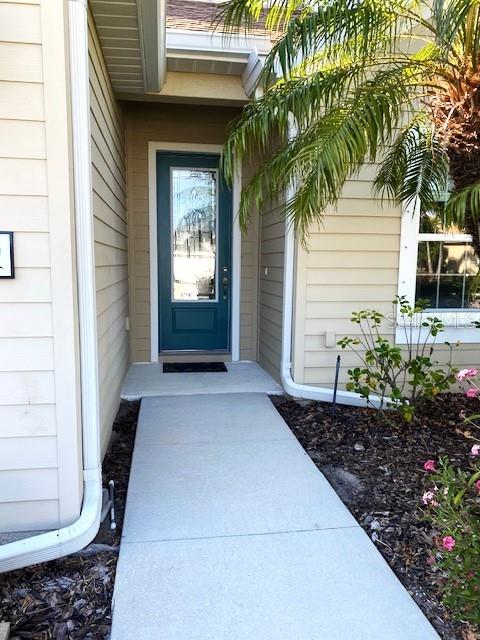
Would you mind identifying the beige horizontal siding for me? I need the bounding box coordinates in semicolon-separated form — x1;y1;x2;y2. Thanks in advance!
89;10;129;457
0;337;54;371
0;120;46;158
240;161;259;361
0;500;58;533
0;436;57;470
0;42;43;82
258;200;284;382
0;302;52;336
0;469;58;503
0;1;60;531
294;172;480;389
0;404;56;438
0;81;44;121
0;3;41;43
294;178;400;386
0;195;48;230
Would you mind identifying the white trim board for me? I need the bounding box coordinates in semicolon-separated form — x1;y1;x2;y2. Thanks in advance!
147;141;241;362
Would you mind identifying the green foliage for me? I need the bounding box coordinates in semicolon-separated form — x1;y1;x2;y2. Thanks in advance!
444;181;480;227
219;0;480;240
425;457;480;625
337;296;457;420
373;117;450;213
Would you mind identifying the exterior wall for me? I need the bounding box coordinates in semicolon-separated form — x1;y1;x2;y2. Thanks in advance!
240;162;259;361
159;72;248;104
125;102;258;362
0;0;82;532
257;200;285;381
88;12;129;456
292;168;480;388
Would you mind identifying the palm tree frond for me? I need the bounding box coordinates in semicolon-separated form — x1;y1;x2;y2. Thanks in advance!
432;0;480;59
220;0;480;245
264;0;413;83
215;0;303;36
444;181;480;224
375;119;450;212
235;64;415;242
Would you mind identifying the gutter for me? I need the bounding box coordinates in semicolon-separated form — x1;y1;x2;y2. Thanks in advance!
280;122;385;409
0;0;102;573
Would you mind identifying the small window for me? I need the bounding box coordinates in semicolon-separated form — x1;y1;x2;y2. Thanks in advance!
415;212;480;310
397;203;480;343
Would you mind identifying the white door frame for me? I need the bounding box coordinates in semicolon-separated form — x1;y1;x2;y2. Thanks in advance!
148;141;241;362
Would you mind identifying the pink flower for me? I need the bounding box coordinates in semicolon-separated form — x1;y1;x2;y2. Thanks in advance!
422;491;438;506
423;459;436;472
475;480;480;493
471;444;480;457
466;387;480;398
442;536;456;552
457;368;479;381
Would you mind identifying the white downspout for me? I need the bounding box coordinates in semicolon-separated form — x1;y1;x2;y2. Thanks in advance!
0;0;102;573
280;120;385;409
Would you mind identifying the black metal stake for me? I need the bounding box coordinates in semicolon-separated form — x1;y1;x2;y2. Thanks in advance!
331;355;341;418
109;480;116;531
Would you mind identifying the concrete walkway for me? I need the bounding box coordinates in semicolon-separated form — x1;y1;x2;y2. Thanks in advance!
111;392;439;640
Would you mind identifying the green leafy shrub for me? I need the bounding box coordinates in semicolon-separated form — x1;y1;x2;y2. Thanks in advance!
423;451;480;625
337;296;457;421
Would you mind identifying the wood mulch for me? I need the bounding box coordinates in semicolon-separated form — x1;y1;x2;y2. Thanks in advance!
271;393;480;640
0;400;140;640
1;394;479;639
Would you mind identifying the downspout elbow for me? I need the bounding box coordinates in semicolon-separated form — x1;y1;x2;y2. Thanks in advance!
0;469;102;573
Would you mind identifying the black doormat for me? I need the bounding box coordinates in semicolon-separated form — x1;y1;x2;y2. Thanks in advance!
163;362;228;373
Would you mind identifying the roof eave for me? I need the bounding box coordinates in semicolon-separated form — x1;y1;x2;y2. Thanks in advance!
137;0;167;93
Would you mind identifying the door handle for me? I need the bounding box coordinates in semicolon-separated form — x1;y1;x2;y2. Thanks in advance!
222;270;229;300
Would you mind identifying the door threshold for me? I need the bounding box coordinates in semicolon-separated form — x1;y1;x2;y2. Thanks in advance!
158;352;232;364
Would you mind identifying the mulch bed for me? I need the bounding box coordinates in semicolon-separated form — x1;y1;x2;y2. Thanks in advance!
0;400;140;640
1;394;478;639
271;393;480;640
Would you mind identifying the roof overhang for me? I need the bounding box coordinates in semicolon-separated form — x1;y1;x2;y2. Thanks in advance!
90;1;269;101
90;0;166;96
166;29;269;97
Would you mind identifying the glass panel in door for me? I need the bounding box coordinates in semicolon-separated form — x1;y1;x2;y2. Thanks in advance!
171;168;217;302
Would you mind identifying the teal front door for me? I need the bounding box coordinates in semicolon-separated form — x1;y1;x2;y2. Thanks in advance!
157;152;232;351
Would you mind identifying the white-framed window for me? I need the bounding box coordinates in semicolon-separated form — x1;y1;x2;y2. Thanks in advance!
397;200;480;343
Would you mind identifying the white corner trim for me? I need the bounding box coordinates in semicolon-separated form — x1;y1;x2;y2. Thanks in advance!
147;141;241;361
148;142;159;362
231;165;241;361
0;0;102;573
397;198;420;305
